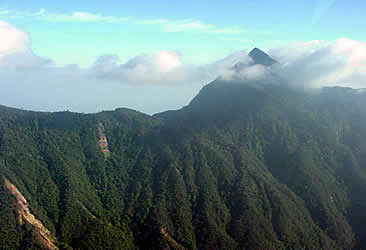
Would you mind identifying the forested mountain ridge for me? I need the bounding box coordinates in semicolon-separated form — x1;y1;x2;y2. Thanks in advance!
2;51;366;249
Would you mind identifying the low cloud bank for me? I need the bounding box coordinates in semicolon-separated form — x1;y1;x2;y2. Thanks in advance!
1;21;366;114
91;51;207;85
270;39;366;88
91;38;366;89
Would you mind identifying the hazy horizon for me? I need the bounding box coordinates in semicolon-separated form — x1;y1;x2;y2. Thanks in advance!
1;0;366;114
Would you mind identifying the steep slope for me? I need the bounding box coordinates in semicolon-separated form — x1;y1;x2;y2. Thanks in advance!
3;178;57;249
2;70;366;248
0;108;157;249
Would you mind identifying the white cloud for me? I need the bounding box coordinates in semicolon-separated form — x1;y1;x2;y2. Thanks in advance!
238;64;271;81
0;20;29;56
126;51;183;72
0;21;50;69
92;51;202;85
2;20;366;114
269;40;329;63
91;49;257;86
269;39;366;88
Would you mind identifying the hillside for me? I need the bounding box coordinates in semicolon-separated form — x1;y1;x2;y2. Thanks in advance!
2;51;366;249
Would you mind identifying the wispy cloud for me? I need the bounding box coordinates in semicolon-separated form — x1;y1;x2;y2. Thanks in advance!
0;9;128;23
39;11;129;23
138;19;170;25
144;19;246;35
0;8;246;35
162;20;216;32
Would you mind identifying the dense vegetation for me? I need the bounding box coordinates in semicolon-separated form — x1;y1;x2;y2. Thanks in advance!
2;78;366;249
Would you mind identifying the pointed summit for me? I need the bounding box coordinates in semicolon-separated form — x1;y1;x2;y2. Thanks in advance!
248;48;277;66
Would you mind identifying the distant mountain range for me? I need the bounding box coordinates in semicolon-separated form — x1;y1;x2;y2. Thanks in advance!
2;49;366;249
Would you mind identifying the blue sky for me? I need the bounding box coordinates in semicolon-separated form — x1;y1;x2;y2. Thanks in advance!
0;1;366;114
1;0;365;67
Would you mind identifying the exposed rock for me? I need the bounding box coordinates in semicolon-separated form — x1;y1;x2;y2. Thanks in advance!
97;122;110;158
3;178;58;250
160;227;185;249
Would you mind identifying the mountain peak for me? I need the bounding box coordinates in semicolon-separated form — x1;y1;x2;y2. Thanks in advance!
249;47;264;54
248;48;277;66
